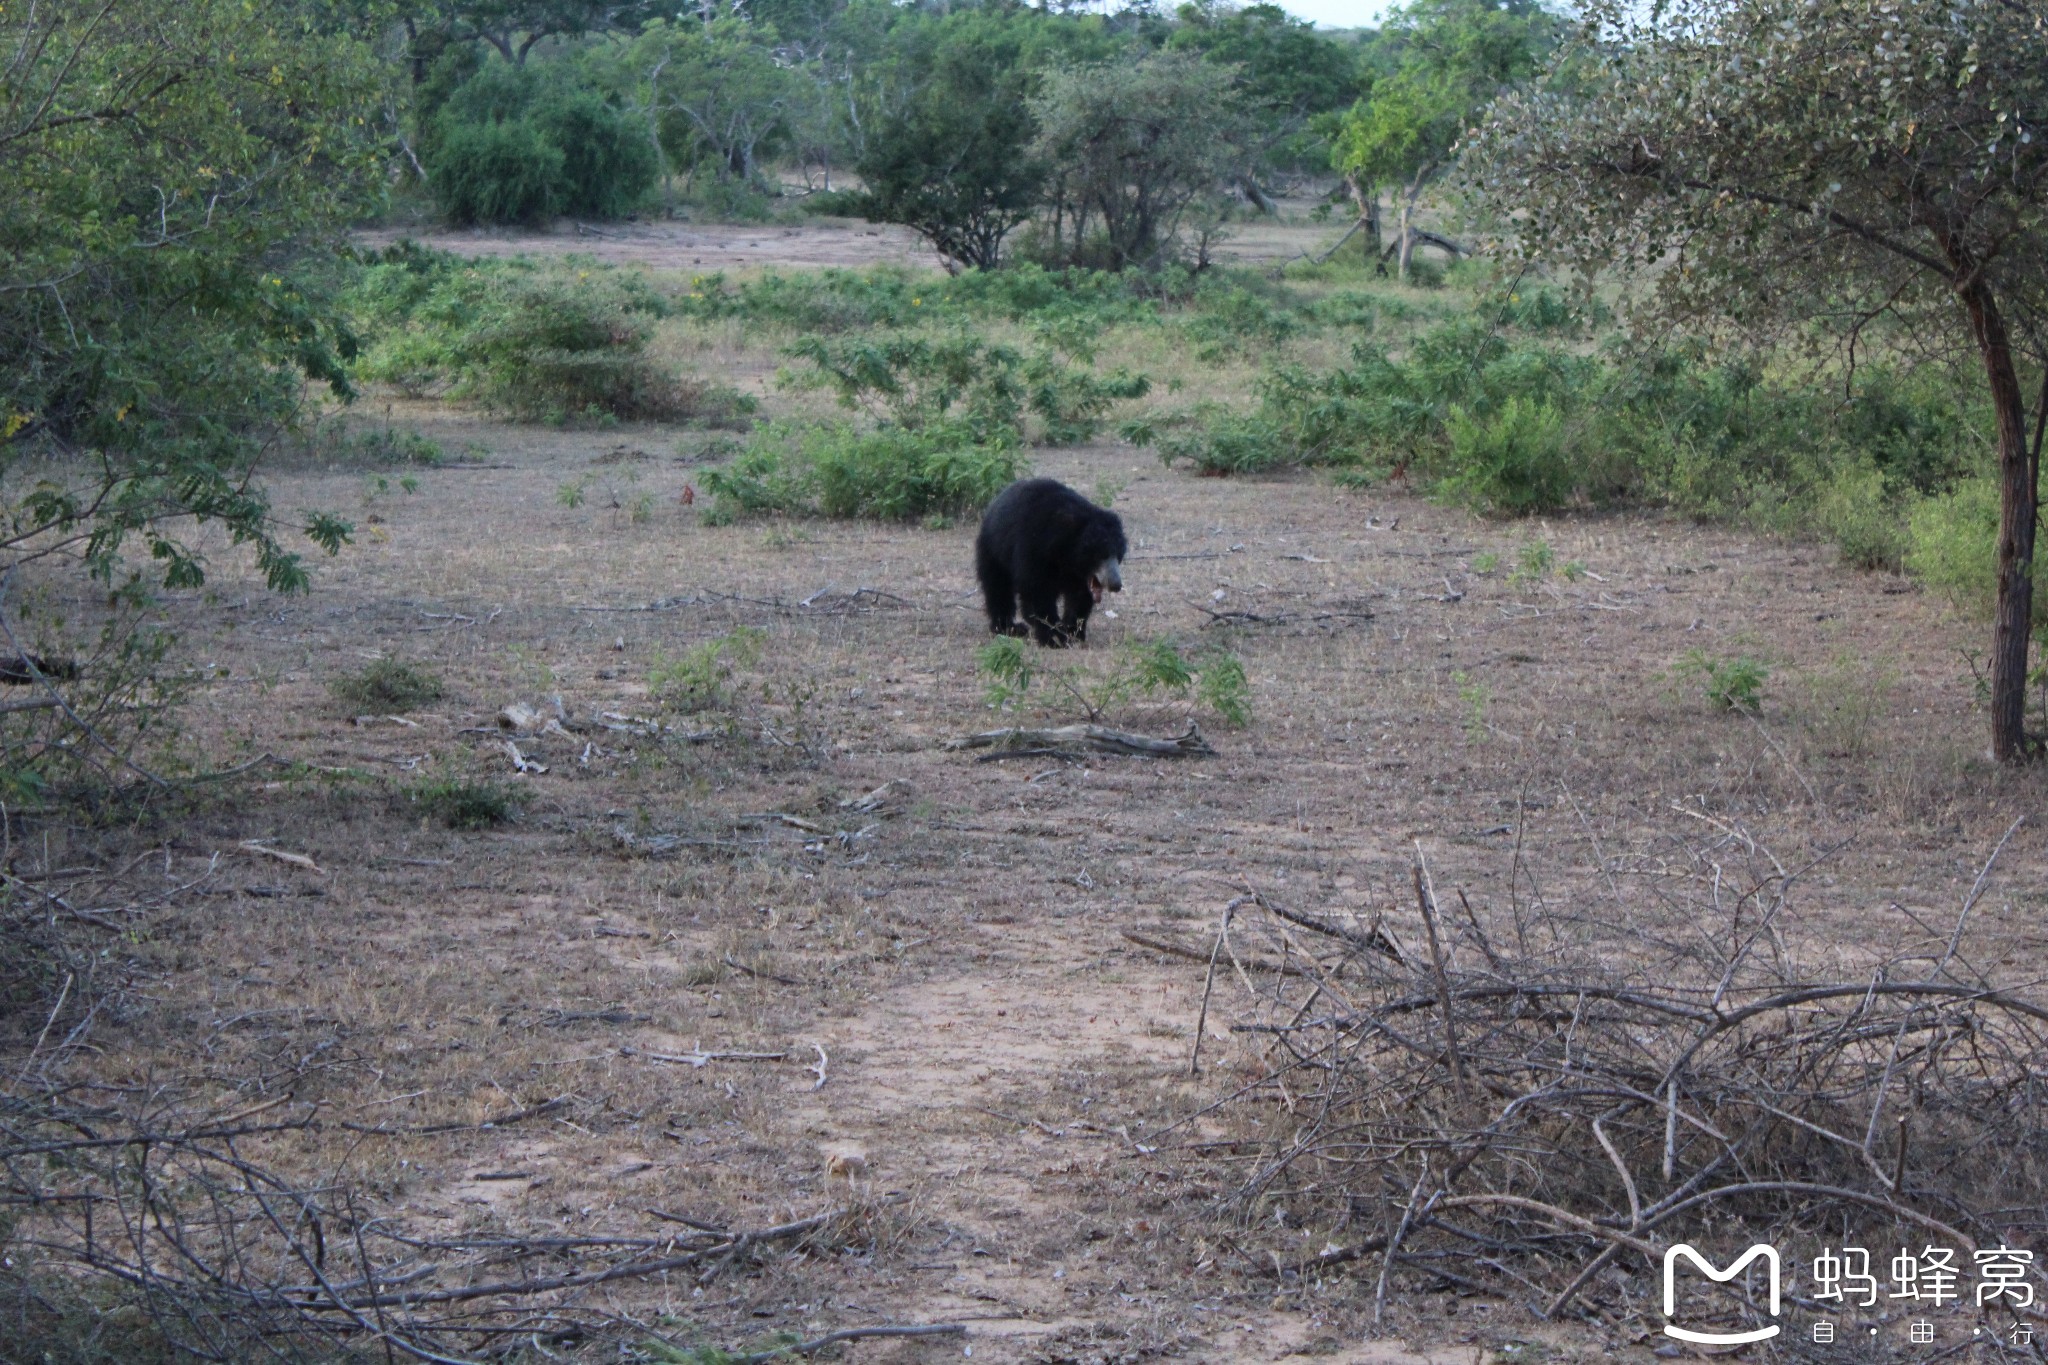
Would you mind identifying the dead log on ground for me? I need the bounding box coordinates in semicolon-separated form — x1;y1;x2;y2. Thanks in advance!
944;721;1215;758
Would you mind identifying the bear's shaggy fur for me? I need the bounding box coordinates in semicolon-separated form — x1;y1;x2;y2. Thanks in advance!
974;478;1126;647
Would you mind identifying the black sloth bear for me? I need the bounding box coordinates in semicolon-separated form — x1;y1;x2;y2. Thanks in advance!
975;478;1126;647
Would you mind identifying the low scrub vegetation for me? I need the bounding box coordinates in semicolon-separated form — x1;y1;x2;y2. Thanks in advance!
329;660;445;713
978;635;1251;728
701;422;1024;525
345;247;753;425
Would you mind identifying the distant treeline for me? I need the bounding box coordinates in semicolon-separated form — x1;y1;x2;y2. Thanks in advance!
384;0;1558;270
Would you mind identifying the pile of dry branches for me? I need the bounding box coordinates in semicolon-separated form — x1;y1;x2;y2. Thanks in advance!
1186;816;2048;1348
0;853;941;1363
2;1085;919;1362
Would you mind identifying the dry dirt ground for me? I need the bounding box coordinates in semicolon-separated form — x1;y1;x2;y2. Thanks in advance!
42;221;2048;1364
353;205;1350;275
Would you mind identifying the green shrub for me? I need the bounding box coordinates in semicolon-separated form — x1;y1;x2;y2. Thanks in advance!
1180;281;1302;360
700;421;1025;522
1904;475;2035;623
426;63;656;225
1438;396;1574;514
1680;651;1769;713
347;251;753;424
650;628;764;712
1147;407;1293;476
330;660;445;712
977;635;1250;726
414;775;520;829
781;331;1144;447
431;117;563;225
1814;456;1907;570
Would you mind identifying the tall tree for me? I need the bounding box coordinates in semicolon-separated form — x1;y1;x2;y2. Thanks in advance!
402;0;659;66
1167;1;1358;188
621;17;801;191
851;9;1050;270
1464;0;2048;761
1332;0;1556;275
1;0;382;595
1030;50;1251;270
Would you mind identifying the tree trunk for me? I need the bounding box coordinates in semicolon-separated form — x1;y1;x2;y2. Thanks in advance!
1397;173;1428;281
1345;172;1380;255
646;62;673;220
1960;280;2038;761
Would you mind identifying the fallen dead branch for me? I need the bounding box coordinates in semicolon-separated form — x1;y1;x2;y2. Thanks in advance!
1171;821;2048;1346
620;1045;790;1067
944;721;1215;758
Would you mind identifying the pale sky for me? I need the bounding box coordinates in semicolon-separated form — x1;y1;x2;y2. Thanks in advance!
1274;0;1397;29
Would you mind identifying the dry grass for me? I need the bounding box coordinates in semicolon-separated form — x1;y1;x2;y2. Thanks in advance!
5;221;2046;1364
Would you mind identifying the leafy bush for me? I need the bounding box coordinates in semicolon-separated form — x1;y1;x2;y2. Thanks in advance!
1903;475;2044;624
413;775;520;829
1680;651;1769;713
1438;397;1574;514
1814;456;1907;571
700;421;1025;523
978;635;1250;725
330;660;445;713
1138;406;1293;476
1180;281;1302;360
431;117;564;225
426;63;657;225
347;251;753;425
781;332;1145;447
649;628;765;712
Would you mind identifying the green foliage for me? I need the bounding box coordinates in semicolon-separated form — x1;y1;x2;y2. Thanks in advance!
1142;407;1293;476
1030;52;1255;270
1465;0;2048;753
1181;281;1303;360
347;251;754;425
781;331;1145;447
649;629;766;713
430;117;565;226
1;0;383;598
1814;457;1907;572
1331;0;1560;277
414;775;521;830
330;661;446;713
701;422;1024;523
977;636;1036;710
1680;651;1769;714
1508;539;1555;583
1167;2;1359;171
615;18;803;200
1904;476;2047;626
850;9;1048;269
1194;649;1252;727
1451;669;1489;742
427;60;658;225
1440;397;1572;514
978;635;1250;726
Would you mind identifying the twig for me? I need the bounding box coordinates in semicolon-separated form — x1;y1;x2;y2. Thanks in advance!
620;1046;789;1068
722;953;806;987
1412;851;1466;1100
1190;900;1236;1076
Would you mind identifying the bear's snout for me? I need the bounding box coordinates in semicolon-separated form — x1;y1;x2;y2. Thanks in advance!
1091;558;1123;602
